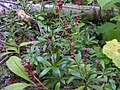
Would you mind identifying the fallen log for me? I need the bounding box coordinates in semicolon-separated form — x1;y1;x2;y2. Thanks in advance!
0;1;116;32
0;1;104;17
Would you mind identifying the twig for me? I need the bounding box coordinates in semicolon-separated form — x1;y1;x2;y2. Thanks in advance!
0;54;11;65
40;0;44;13
0;39;18;47
32;74;49;90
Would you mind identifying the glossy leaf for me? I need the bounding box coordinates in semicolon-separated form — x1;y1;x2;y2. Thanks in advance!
87;0;93;4
75;86;85;90
37;56;52;66
97;0;112;8
1;83;33;90
52;67;60;76
1;52;14;57
55;82;60;90
38;16;44;21
19;41;38;47
67;77;75;84
89;85;102;90
88;74;97;81
111;15;120;21
109;79;116;90
6;56;32;83
75;51;81;64
39;67;52;77
70;70;81;78
97;22;120;42
78;23;85;28
100;60;105;69
4;38;18;53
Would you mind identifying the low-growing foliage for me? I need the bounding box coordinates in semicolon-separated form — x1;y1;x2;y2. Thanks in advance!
0;0;120;90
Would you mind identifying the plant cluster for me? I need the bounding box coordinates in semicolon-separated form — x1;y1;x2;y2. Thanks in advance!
0;0;120;90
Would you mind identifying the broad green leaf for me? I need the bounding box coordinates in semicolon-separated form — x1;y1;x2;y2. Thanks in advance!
87;87;91;90
43;44;47;52
88;74;97;81
117;85;120;90
43;25;52;33
1;83;33;90
0;52;14;57
89;78;107;82
55;82;60;90
56;60;68;66
78;23;85;28
87;0;93;4
97;22;120;43
89;85;102;90
6;56;32;83
75;51;81;64
111;15;120;21
75;86;85;90
100;60;105;69
67;77;75;84
38;16;44;21
30;58;35;65
4;38;18;53
5;46;18;53
70;71;81;78
19;41;38;47
39;67;52;77
109;79;116;90
97;0;120;9
104;84;113;90
103;0;120;9
60;79;65;84
103;39;120;68
35;15;44;20
52;67;60;76
97;0;112;8
37;56;52;66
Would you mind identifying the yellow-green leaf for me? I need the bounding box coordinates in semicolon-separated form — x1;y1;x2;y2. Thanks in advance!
6;56;33;83
1;52;15;57
1;83;33;90
19;41;39;47
103;39;120;68
4;38;18;53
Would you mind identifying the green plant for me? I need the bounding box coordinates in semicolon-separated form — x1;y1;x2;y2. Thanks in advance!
1;56;34;90
1;0;120;90
97;22;120;43
97;0;120;9
96;0;120;43
2;56;49;90
19;11;119;89
1;40;38;56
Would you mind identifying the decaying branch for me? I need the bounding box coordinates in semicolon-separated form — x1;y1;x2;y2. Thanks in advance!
16;10;45;35
0;1;45;35
0;1;105;16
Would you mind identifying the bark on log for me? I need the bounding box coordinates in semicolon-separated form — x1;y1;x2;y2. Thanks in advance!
0;1;106;32
0;1;105;17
